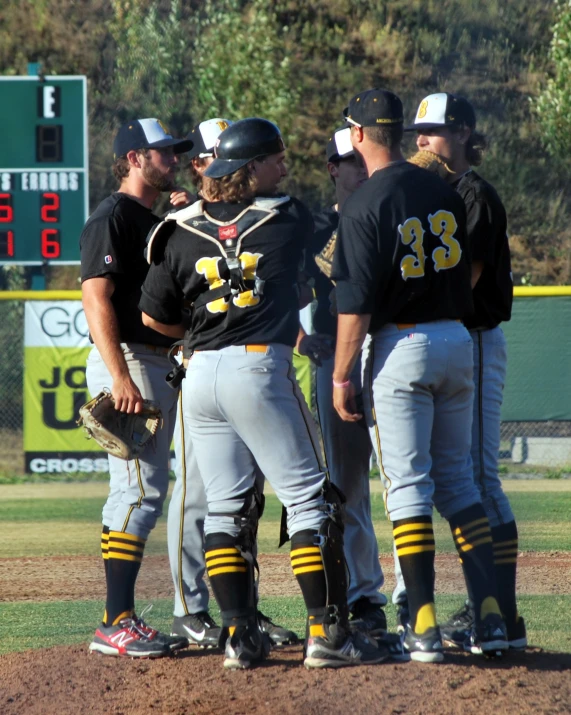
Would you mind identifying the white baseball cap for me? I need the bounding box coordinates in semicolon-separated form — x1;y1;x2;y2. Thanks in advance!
405;93;476;132
187;118;234;159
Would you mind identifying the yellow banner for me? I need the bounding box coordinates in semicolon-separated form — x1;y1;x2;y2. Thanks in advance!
23;301;108;474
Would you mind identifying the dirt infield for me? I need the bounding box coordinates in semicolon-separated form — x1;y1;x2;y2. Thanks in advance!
1;644;570;715
1;552;570;602
1;552;570;714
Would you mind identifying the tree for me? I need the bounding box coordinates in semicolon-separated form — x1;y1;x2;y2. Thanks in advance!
532;0;571;157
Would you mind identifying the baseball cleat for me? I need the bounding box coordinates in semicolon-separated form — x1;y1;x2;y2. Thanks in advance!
440;600;473;648
466;613;508;656
402;624;444;663
257;610;299;646
89;618;170;658
171;612;222;649
506;615;527;650
223;623;271;670
349;597;388;637
396;600;411;636
134;612;188;652
374;631;411;662
304;624;389;669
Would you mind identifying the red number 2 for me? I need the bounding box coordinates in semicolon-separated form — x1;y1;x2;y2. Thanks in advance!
41;192;60;222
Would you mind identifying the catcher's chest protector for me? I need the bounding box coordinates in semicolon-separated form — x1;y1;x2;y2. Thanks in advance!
147;198;291;309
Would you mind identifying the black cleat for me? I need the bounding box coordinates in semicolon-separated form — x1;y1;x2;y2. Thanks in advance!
396;600;411;636
402;624;444;663
171;611;222;649
506;615;527;650
304;622;389;669
467;613;508;656
257;610;299;646
441;600;473;649
349;598;387;637
223;622;271;670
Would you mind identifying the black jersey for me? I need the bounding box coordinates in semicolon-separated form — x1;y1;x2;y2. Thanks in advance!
139;196;313;350
79;193;172;347
307;206;339;337
332;162;473;332
453;171;512;329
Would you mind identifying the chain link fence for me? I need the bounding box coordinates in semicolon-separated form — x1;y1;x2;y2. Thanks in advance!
0;295;570;476
1;299;25;473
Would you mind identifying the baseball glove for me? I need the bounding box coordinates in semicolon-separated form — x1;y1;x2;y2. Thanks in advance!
408;150;455;180
314;230;338;280
77;390;162;460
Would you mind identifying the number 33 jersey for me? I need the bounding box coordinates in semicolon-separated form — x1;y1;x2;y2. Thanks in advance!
139;196;313;350
332;162;473;332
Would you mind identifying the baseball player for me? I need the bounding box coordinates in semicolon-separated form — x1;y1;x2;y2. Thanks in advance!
139;117;387;669
81;118;192;658
308;127;388;631
405;92;526;650
331;89;508;662
168;118;298;648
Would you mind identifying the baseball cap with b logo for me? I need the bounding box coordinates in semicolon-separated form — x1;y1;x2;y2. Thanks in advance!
187;118;234;159
113;118;193;159
405;93;476;131
342;89;403;128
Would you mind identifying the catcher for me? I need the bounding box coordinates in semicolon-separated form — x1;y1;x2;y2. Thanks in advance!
80;118;193;658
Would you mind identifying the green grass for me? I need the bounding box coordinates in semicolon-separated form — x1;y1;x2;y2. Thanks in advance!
1;481;570;655
1;485;571;557
1;595;570;656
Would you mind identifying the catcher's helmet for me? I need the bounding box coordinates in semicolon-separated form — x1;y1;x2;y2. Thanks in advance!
204;118;285;178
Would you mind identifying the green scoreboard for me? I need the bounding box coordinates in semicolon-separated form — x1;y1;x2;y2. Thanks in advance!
0;75;88;264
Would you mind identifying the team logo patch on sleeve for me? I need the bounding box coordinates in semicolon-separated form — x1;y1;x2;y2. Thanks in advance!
104;255;113;264
219;225;238;240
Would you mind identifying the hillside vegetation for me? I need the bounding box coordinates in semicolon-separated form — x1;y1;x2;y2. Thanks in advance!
0;0;568;286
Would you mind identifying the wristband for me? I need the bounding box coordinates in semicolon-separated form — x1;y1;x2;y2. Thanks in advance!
333;379;351;389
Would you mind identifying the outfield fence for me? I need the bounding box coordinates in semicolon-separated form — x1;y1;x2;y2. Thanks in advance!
0;288;570;475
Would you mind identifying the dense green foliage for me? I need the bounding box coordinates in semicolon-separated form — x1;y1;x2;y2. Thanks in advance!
1;0;569;284
533;0;571;158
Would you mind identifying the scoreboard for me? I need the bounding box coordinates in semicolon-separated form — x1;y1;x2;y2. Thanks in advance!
0;76;88;264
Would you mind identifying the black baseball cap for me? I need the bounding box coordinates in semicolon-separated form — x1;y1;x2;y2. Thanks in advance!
187;118;234;159
343;89;403;128
326;125;355;162
113;118;193;159
404;93;476;131
204;118;285;179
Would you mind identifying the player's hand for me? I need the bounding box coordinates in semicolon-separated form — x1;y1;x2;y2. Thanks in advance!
169;188;193;207
297;333;334;367
111;376;144;414
333;380;363;422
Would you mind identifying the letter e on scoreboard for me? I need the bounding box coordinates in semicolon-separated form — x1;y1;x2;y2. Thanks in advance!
37;86;61;118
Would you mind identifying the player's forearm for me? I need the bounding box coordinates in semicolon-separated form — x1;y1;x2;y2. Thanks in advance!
141;312;185;339
82;293;130;381
333;313;371;382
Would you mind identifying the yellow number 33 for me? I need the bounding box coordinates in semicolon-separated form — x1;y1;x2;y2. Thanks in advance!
398;210;461;280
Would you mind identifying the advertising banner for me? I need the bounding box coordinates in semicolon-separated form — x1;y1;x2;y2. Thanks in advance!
24;301;108;474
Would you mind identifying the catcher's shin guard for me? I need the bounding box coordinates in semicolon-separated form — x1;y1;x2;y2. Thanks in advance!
204;532;256;630
291;518;349;640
